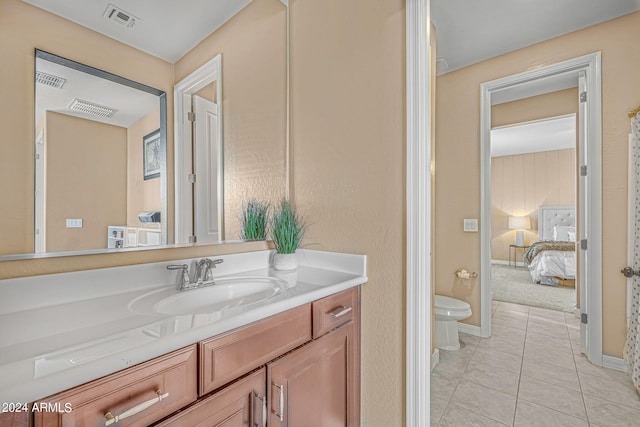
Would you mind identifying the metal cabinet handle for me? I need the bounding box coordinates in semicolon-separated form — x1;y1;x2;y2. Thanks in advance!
251;391;267;427
272;382;284;421
621;267;640;278
329;306;352;318
104;390;169;426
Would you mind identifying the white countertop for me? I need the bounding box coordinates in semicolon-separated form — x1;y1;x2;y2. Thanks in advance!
0;249;367;403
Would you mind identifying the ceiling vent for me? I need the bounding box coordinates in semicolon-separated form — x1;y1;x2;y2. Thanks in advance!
35;71;66;89
68;99;117;118
103;3;139;29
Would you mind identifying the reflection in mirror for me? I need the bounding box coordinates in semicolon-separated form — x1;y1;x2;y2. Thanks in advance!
174;0;288;244
34;50;167;253
174;55;223;245
0;0;287;260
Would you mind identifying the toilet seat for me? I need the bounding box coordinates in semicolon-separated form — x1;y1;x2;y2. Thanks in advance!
434;295;472;320
435;295;470;310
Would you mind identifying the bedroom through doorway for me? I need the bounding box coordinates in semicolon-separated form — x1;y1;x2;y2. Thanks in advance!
480;53;603;363
489;108;578;314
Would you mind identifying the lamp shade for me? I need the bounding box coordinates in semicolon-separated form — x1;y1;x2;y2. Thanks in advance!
508;215;530;230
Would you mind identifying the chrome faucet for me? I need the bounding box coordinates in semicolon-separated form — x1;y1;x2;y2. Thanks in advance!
195;258;223;285
167;258;224;290
166;264;193;290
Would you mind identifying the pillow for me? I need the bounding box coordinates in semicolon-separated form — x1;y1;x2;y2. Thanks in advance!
553;225;576;242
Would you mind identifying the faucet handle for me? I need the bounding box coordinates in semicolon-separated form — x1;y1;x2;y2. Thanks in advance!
167;264;191;289
194;258;223;286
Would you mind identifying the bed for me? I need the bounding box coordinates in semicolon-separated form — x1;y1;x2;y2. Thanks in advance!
523;205;577;284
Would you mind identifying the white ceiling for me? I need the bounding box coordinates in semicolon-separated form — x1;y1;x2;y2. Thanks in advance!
36;57;159;128
491;115;576;158
432;0;640;73
24;0;639;75
23;0;254;62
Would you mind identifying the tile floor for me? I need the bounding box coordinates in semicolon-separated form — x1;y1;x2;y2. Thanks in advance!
430;300;640;426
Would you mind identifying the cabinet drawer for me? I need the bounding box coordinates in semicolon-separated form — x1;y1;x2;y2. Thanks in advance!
34;345;197;427
0;411;28;427
154;368;266;426
312;288;357;338
199;304;311;395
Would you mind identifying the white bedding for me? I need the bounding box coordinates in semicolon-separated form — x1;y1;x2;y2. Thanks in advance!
527;249;576;283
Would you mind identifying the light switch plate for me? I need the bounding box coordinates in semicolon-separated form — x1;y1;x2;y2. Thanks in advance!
66;219;83;228
463;218;478;232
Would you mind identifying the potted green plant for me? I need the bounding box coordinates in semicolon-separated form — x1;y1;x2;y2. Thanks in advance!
240;199;269;240
270;199;305;270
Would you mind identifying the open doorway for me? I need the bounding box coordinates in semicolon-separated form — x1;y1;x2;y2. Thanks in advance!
490;110;577;314
479;53;603;364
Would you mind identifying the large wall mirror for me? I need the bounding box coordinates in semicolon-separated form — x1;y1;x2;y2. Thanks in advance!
34;50;168;253
0;0;288;259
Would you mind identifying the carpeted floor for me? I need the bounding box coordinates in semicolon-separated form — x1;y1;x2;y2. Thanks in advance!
491;264;576;313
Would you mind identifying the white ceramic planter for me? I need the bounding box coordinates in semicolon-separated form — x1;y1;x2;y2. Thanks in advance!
273;253;297;271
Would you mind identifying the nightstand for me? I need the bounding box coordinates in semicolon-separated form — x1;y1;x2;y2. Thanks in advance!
509;244;530;268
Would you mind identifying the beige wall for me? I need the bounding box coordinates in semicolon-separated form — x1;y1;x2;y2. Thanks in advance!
436;11;640;356
0;0;405;426
0;0;174;255
174;0;287;240
492;88;578;128
127;110;161;227
492;149;576;261
291;0;405;424
45;112;127;251
491;89;578;259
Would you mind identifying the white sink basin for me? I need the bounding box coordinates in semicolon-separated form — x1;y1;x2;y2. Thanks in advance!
129;276;284;315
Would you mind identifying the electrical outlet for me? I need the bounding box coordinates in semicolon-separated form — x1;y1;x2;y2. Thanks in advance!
463;218;478;232
66;219;83;228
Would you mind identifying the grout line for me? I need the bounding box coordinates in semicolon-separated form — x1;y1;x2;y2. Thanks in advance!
512;306;529;426
567;312;592;424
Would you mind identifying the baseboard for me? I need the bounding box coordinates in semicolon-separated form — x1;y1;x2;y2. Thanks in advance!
431;348;440;371
458;323;482;337
602;355;628;372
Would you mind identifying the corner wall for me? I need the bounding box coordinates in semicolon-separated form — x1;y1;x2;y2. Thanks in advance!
291;0;406;424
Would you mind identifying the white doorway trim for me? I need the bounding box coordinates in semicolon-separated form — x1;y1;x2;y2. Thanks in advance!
174;55;223;244
479;53;603;364
406;0;432;425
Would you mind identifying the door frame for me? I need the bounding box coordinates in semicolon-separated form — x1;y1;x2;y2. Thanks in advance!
406;0;432;425
174;54;223;244
479;53;603;364
193;95;223;243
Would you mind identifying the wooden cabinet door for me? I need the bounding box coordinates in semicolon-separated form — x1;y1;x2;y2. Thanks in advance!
199;304;311;396
154;368;266;427
267;322;358;427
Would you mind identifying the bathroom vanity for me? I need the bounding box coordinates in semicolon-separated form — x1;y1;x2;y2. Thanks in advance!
0;250;366;426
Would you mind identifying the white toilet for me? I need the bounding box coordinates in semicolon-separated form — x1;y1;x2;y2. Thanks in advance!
435;295;472;351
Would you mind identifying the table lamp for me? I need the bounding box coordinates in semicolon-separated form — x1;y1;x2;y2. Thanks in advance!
508;215;530;246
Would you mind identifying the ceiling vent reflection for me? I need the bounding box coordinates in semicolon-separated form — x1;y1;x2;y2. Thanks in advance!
68;98;117;118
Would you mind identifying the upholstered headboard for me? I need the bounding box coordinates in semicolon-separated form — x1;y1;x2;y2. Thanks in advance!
538;205;575;241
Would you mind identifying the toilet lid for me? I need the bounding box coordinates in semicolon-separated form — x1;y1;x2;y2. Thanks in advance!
435;295;470;311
